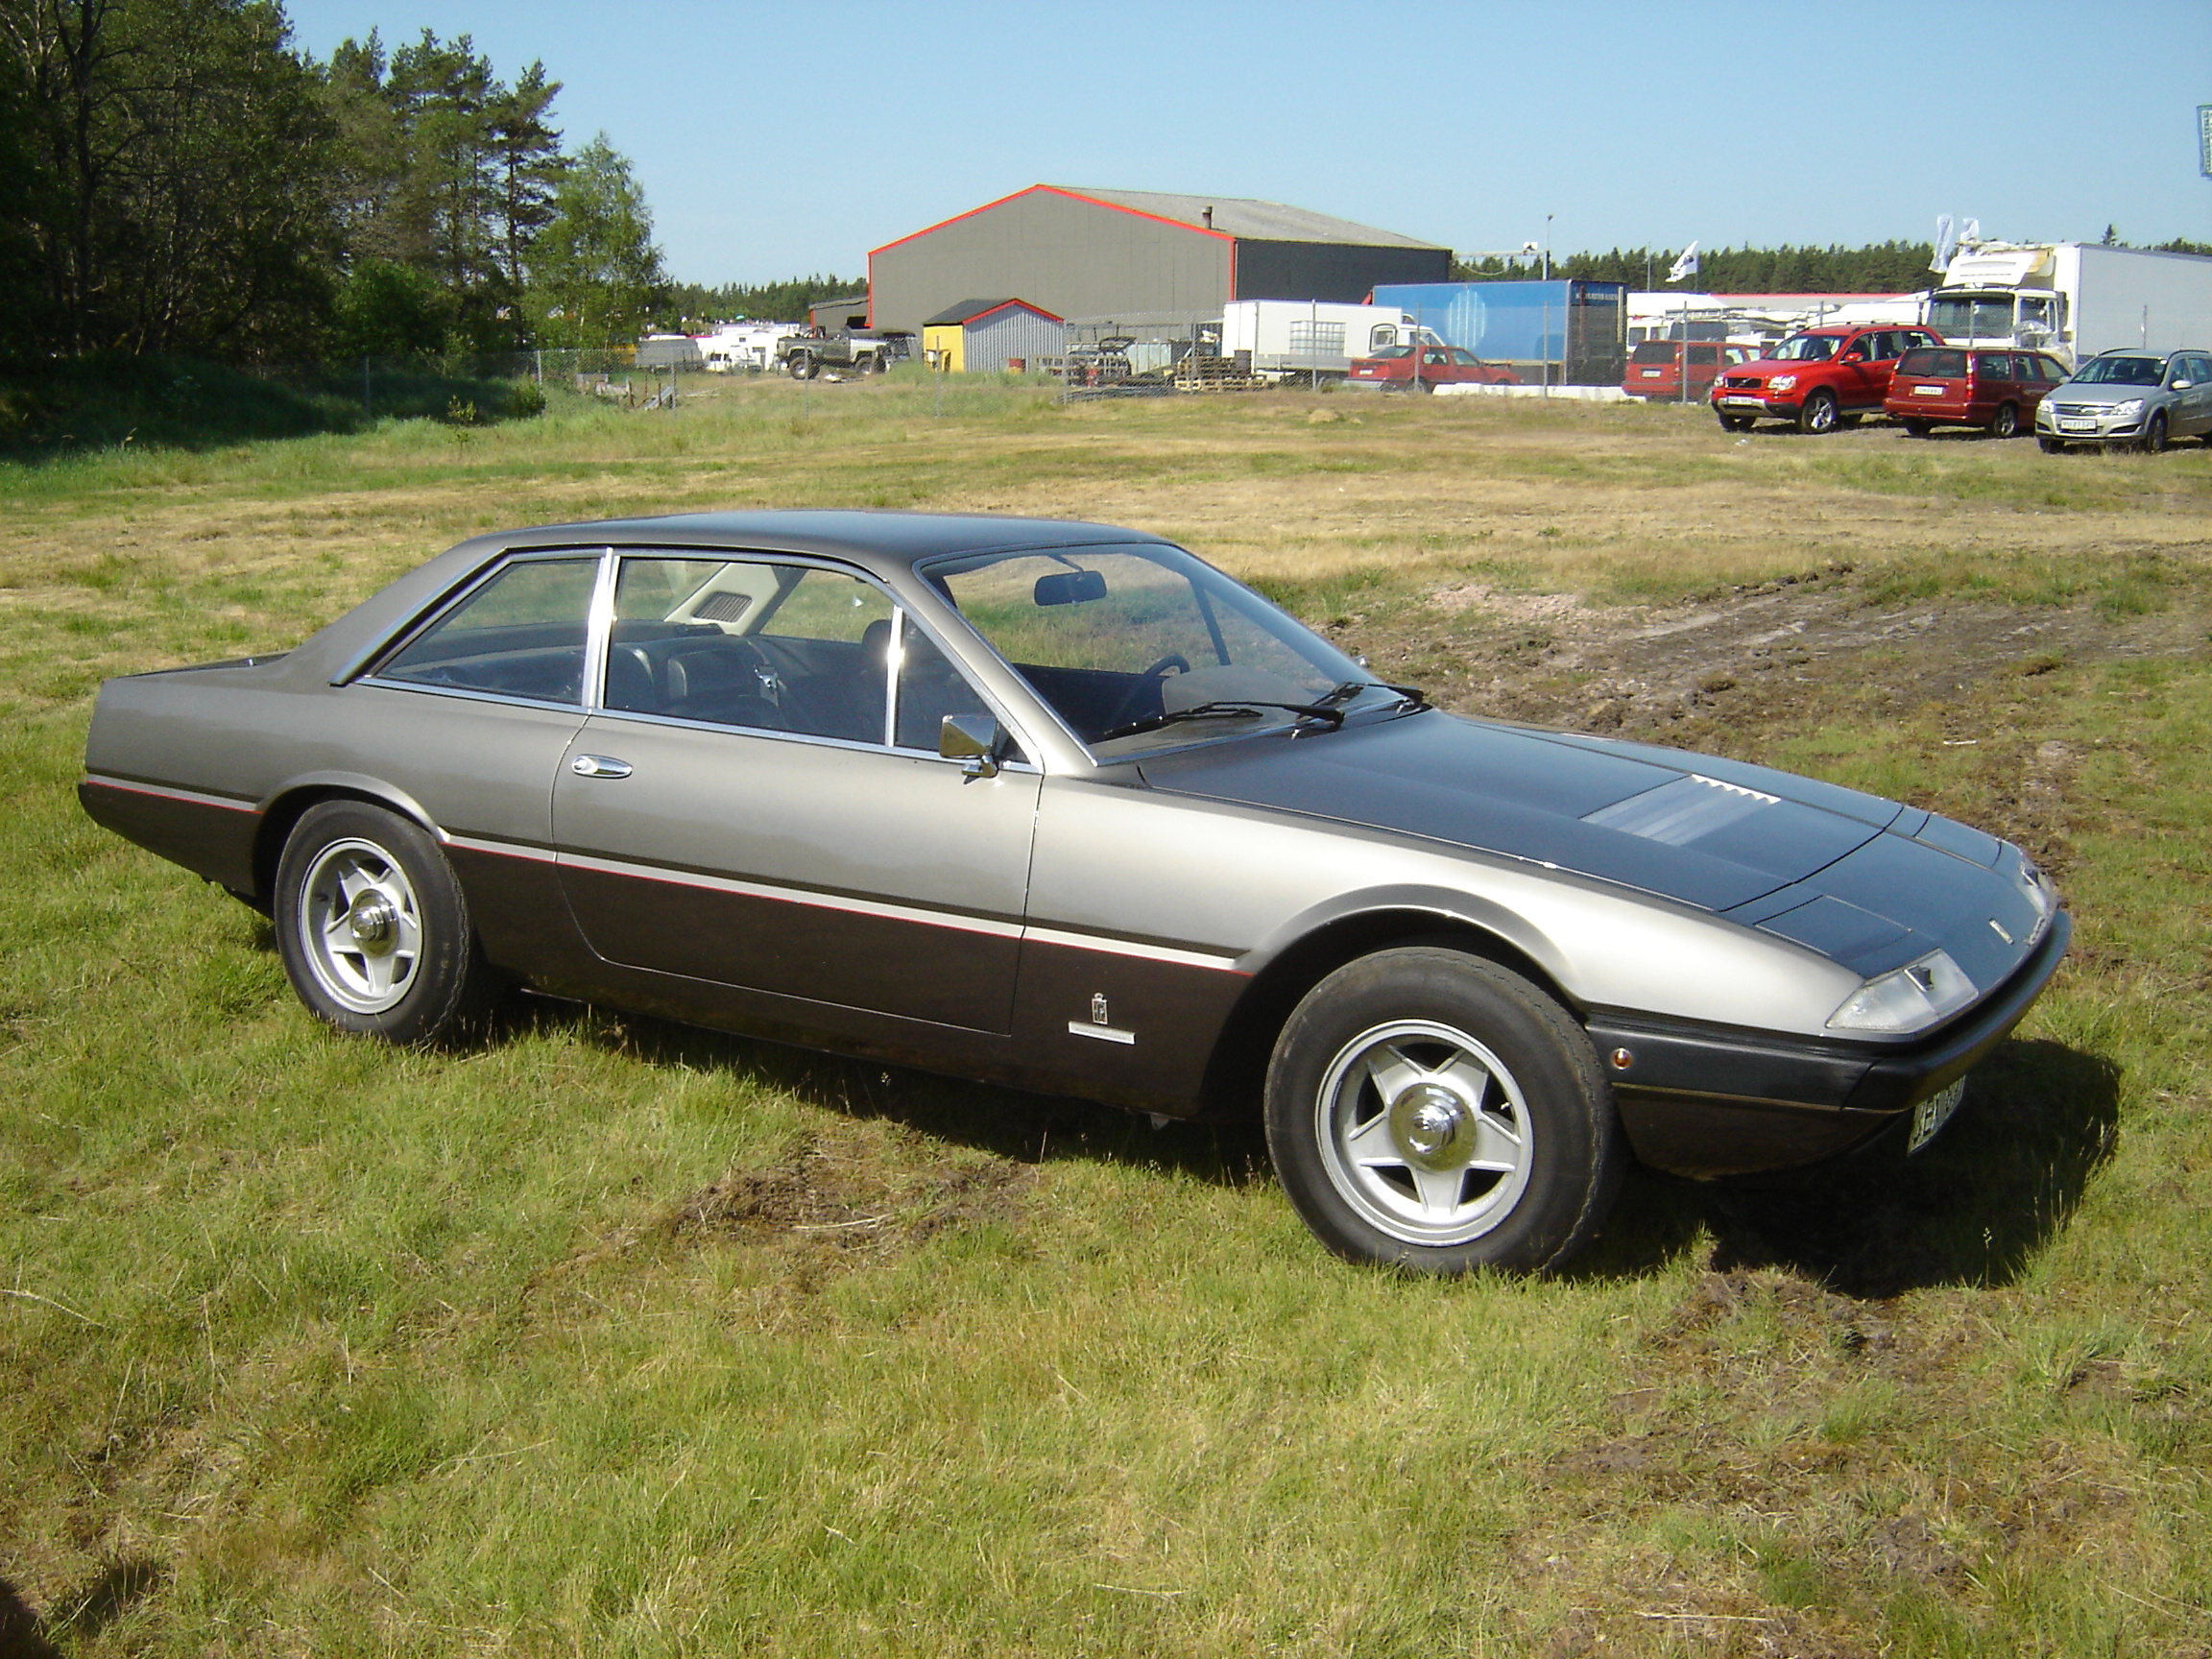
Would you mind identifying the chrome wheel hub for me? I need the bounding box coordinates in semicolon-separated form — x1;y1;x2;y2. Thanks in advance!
1313;1020;1534;1246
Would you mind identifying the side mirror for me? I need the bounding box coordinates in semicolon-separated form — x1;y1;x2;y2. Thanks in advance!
939;713;1007;780
2174;379;2195;390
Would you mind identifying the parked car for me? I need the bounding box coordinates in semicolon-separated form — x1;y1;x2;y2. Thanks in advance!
1623;340;1758;402
1885;347;2073;438
79;513;2067;1276
1711;325;1946;433
1345;345;1519;392
2033;348;2212;452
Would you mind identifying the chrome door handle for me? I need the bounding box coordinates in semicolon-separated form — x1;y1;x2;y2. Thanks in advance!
570;755;633;779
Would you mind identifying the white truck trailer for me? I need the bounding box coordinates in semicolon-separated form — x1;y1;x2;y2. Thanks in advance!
1220;301;1431;382
1928;243;2212;364
699;322;804;373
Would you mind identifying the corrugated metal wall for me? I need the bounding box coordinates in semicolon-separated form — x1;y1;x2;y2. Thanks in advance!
965;308;1066;373
873;193;1231;333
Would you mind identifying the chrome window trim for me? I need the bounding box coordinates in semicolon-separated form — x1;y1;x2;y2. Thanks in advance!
351;678;603;718
580;700;1043;774
581;548;618;714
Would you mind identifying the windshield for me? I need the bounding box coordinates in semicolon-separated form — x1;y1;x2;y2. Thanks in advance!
923;542;1395;753
1767;333;1840;362
2072;354;2166;385
1927;294;2016;340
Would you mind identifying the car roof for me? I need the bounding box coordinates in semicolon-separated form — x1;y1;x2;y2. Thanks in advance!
489;510;1168;575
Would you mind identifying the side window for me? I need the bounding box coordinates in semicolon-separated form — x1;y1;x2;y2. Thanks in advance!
1369;325;1399;352
606;556;892;744
378;555;598;705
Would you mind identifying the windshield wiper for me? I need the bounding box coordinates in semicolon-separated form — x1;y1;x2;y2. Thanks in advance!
1317;678;1430;712
1098;699;1347;742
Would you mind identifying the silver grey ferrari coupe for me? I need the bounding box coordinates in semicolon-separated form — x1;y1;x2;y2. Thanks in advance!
80;513;2068;1273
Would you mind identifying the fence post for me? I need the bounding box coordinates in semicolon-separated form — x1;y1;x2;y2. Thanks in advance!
362;355;372;416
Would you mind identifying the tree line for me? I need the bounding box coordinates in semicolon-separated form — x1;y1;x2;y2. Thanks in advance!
1452;242;1942;292
0;0;678;366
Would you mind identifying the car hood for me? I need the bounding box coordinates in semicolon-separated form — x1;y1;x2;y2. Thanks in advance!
2050;381;2170;405
1138;711;2051;985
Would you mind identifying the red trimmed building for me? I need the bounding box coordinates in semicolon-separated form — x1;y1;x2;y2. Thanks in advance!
868;185;1451;334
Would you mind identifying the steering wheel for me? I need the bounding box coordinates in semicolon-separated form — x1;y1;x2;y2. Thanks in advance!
1103;653;1191;733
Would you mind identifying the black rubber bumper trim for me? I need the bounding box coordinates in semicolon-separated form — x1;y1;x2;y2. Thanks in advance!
1585;908;2071;1117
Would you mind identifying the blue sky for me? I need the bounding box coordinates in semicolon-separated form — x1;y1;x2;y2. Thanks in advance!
282;0;2212;286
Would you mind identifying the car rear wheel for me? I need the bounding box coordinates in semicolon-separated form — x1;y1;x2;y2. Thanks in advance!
275;800;503;1046
1798;390;1839;435
2141;412;2169;453
1263;948;1624;1275
1901;419;1931;438
1990;402;2020;440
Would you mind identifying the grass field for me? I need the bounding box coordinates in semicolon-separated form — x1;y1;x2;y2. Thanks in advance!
3;375;2209;1656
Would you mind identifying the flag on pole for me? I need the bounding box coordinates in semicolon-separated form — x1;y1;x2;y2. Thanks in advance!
1931;215;1958;274
1666;242;1699;283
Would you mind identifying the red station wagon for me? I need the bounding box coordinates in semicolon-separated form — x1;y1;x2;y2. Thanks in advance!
1345;345;1520;391
1883;347;2072;438
1623;340;1759;401
1711;325;1944;433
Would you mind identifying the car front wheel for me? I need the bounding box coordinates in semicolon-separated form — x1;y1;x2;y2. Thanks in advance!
1716;412;1754;432
2141;411;2169;453
2038;436;2066;453
1798;390;1839;434
275;800;503;1045
1263;948;1624;1275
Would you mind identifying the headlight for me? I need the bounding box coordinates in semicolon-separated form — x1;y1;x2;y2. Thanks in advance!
2110;398;2145;419
1827;950;1978;1034
1769;374;1797;392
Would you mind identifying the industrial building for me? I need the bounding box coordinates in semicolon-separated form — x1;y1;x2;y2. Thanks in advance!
920;299;1065;373
868;185;1451;335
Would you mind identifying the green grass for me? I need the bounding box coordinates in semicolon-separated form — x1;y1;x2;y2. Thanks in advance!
3;384;2210;1654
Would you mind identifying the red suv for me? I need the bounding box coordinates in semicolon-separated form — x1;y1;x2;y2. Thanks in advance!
1884;346;2071;438
1624;340;1758;401
1711;325;1944;433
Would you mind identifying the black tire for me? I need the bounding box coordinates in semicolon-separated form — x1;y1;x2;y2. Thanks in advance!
1836;411;1863;428
1902;419;1931;438
2141;411;2169;453
1716;412;1755;432
1798;389;1839;435
1263;948;1625;1275
1989;402;2020;440
787;352;817;381
2038;436;2066;453
274;800;503;1046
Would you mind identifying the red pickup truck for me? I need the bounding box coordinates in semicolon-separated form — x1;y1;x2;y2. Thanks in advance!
1710;324;1945;434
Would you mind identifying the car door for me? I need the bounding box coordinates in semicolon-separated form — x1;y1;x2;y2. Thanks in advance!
2177;353;2212;435
550;552;1041;1033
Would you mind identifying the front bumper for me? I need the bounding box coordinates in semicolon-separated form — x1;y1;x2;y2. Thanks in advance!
1713;392;1796;420
2038;403;2148;444
1588;910;2071;1178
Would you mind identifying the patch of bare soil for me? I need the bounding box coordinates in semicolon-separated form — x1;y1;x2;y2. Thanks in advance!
1374;566;2206;738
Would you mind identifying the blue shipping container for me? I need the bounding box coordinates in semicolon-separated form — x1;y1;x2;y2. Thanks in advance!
1369;280;1626;363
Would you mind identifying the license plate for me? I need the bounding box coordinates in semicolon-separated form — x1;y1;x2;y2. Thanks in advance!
1641;369;1663;378
2059;418;2097;432
1719;396;1762;409
1908;1077;1967;1154
1912;384;1944;397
